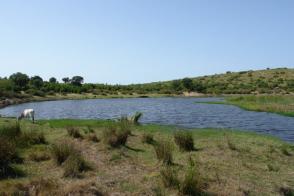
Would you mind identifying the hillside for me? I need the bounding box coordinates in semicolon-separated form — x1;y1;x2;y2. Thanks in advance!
0;68;293;106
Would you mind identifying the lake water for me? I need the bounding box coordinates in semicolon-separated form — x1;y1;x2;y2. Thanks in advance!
0;97;293;142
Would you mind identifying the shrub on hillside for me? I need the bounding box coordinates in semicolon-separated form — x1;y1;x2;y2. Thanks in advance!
174;131;194;151
153;139;173;165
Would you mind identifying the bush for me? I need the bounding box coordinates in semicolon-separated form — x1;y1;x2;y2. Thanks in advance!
63;153;90;178
67;127;83;139
174;131;194;151
153;139;173;165
51;141;77;165
142;133;154;144
160;166;179;188
103;123;130;148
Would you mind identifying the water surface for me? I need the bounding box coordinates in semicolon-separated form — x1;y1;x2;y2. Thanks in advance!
0;97;293;142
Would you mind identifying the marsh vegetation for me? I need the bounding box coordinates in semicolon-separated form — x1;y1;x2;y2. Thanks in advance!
0;118;293;195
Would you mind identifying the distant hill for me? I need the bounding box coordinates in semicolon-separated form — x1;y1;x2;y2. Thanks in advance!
1;68;293;104
132;68;294;95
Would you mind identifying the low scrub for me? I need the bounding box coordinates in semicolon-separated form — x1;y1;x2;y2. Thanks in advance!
142;133;154;144
67;127;83;139
103;123;131;147
174;131;194;151
160;166;179;188
153;139;173;165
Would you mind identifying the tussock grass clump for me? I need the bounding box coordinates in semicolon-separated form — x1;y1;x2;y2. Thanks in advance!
160;166;179;188
86;133;100;143
63;153;90;178
225;134;238;151
0;137;18;178
67;127;83;139
51;141;77;165
28;151;50;162
142;133;154;144
154;139;173;165
179;160;205;196
174;131;194;151
103;122;131;148
0;122;21;139
19;131;46;146
51;141;90;178
280;145;292;156
279;186;294;196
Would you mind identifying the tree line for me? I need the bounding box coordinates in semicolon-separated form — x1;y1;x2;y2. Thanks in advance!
1;68;293;100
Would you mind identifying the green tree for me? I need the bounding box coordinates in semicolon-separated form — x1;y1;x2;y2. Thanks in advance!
9;72;30;90
49;77;57;83
62;77;70;83
182;78;193;92
71;76;84;86
171;80;183;91
30;76;44;88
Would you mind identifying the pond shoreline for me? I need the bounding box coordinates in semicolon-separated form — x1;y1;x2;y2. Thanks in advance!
0;92;211;110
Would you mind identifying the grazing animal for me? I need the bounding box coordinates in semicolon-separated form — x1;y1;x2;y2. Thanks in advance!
18;109;35;123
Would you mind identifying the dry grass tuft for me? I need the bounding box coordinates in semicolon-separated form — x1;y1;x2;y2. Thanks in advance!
174;131;194;151
160;166;179;188
51;141;77;165
67;127;83;139
153;139;173;165
86;133;100;143
103;122;131;147
63;152;91;178
28;151;50;162
142;133;155;144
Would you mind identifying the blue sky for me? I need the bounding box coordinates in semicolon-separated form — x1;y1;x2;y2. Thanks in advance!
0;0;293;84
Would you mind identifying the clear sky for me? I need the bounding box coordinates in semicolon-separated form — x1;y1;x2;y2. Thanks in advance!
0;0;293;84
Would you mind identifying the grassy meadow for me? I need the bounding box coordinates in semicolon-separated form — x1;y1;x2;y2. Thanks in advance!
0;118;293;195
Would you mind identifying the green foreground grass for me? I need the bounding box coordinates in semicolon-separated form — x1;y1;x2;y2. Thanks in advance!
0;118;293;195
197;95;294;117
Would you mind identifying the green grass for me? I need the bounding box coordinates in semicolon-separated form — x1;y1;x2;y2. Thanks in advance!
196;95;294;117
0;117;293;195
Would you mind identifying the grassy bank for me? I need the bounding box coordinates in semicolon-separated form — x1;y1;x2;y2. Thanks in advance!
197;95;294;117
0;118;293;195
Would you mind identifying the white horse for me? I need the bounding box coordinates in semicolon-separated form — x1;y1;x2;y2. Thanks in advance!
18;109;35;123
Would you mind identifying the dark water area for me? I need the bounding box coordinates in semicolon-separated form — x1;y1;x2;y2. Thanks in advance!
0;97;293;142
